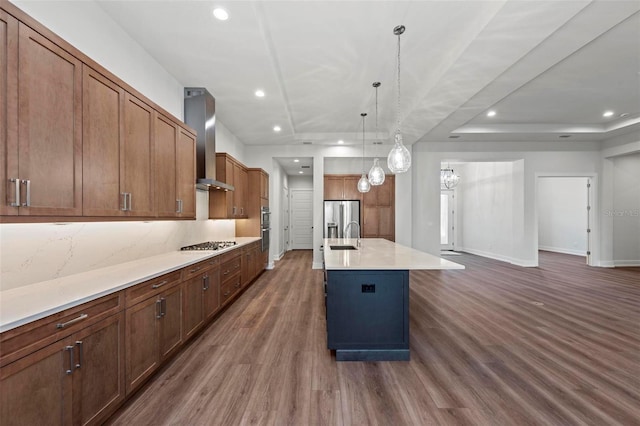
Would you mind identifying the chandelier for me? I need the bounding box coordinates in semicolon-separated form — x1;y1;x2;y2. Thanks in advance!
387;25;411;173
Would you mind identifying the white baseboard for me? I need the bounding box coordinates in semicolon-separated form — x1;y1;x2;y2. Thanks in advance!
312;261;324;270
538;246;586;256
266;261;275;270
457;246;536;267
613;260;640;267
598;261;616;268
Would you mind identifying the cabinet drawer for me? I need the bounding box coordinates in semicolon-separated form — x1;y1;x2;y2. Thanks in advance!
220;275;242;306
125;270;182;308
181;257;220;281
220;255;241;282
0;292;123;367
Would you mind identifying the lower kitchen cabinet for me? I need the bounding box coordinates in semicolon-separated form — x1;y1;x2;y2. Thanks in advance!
0;311;125;426
241;242;262;287
203;268;221;321
125;283;182;394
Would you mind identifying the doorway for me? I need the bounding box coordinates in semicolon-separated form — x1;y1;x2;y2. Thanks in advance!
536;175;594;266
290;189;313;249
282;186;290;255
440;190;456;251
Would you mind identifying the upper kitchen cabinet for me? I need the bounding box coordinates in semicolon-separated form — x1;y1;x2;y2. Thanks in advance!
362;175;395;241
83;67;155;218
236;168;269;237
0;11;17;216
1;21;82;217
209;153;248;219
323;175;362;201
155;113;196;219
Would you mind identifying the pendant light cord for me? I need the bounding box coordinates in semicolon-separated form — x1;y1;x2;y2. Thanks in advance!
362;114;366;172
396;30;401;133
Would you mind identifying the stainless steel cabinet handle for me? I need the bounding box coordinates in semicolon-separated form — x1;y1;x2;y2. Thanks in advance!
189;266;201;273
223;290;231;297
21;180;30;207
234;282;240;289
128;193;132;211
121;192;128;211
65;346;74;375
160;298;166;317
56;313;88;329
223;270;229;275
233;206;237;215
156;299;162;319
75;341;83;369
176;199;183;213
152;280;169;289
9;178;20;207
203;274;210;290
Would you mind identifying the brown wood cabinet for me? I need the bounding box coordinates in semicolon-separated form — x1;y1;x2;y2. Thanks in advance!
209;153;249;219
323;175;362;201
124;278;182;394
0;10;17;217
1;3;195;222
83;68;156;217
236;168;269;238
0;295;125;426
241;241;262;287
154;114;195;219
182;258;220;340
1;21;82;216
362;175;395;241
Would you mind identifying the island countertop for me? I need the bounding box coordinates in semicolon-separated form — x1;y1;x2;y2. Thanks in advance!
323;238;465;271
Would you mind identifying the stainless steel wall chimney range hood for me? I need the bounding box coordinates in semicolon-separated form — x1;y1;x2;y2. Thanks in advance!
184;88;234;191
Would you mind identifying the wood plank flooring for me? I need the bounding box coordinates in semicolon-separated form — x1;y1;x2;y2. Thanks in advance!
107;250;640;426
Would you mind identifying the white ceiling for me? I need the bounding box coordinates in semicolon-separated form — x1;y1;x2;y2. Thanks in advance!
96;0;640;155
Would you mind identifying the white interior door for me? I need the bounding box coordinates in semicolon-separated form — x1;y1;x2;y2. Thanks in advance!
283;187;290;253
440;190;455;250
291;189;313;249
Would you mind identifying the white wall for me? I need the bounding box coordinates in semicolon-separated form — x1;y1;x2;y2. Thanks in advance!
611;153;640;265
288;176;313;189
537;177;588;256
456;162;516;263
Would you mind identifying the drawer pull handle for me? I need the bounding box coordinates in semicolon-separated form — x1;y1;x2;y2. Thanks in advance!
189;266;201;273
9;178;20;207
235;283;240;288
223;290;231;297
156;299;162;319
57;314;88;329
152;280;169;289
223;270;229;275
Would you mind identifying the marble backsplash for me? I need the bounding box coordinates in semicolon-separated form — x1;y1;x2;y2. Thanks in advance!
0;192;236;291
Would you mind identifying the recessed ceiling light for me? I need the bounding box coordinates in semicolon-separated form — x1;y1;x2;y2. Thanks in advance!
293;159;300;163
255;89;265;98
212;8;229;21
273;125;281;132
603;111;614;117
338;140;344;144
559;134;571;138
449;135;460;139
298;171;304;174
487;110;496;117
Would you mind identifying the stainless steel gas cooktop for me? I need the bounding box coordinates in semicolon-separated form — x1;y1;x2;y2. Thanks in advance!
180;241;237;251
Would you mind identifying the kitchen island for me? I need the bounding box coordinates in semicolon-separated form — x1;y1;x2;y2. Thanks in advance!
323;238;464;361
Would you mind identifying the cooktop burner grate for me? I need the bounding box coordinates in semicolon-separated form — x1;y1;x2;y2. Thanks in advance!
180;241;237;251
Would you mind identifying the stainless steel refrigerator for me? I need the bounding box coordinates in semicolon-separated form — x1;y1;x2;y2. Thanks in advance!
324;200;360;238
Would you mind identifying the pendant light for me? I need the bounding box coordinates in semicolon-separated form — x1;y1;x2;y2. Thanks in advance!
357;113;371;193
441;164;460;189
368;82;385;186
387;25;411;173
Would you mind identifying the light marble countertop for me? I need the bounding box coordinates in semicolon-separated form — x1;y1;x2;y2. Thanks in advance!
323;238;465;271
0;237;260;333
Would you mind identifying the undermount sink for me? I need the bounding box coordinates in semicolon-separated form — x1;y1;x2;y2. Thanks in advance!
330;245;358;250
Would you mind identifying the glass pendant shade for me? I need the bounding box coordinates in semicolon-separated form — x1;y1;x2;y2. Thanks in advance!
441;168;460;189
387;131;411;173
368;158;385;185
358;172;371;193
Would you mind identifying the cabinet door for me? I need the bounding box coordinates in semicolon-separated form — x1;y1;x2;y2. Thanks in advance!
0;11;18;216
343;177;361;201
159;285;182;361
182;273;204;340
203;269;220;320
176;128;195;218
260;171;269;200
377;176;393;206
0;339;73;426
363;184;378;207
378;206;394;241
362;207;379;237
324;177;343;200
82;66;125;217
124;94;155;217
154;113;177;217
234;165;248;217
125;297;159;394
17;23;82;216
73;312;125;426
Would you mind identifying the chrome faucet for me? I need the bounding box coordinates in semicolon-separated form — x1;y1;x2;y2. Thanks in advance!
345;221;361;247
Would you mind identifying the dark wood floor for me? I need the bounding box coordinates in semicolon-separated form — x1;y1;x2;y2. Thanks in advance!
108;250;640;426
